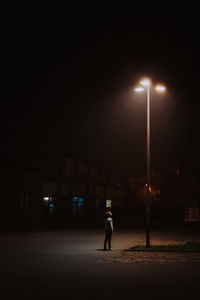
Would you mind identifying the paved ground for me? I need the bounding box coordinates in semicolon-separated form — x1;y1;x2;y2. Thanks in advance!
0;227;200;299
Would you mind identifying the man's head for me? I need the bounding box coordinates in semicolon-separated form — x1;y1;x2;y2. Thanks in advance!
106;211;112;217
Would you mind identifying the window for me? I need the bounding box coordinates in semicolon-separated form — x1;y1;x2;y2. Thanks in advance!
43;196;55;216
95;184;104;197
61;182;68;196
106;187;114;199
90;167;98;180
63;158;75;177
43;182;56;195
72;196;84;214
77;162;88;178
96;198;102;208
115;189;122;200
72;182;86;195
109;175;115;184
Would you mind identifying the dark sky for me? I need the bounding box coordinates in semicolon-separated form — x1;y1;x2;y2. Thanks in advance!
2;13;200;176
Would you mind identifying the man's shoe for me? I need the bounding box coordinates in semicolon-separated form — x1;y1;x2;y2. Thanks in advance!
109;248;114;251
104;248;108;251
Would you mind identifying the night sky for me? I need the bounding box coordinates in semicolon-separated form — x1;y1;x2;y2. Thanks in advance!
2;13;200;176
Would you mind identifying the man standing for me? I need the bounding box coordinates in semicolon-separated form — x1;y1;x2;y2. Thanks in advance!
104;211;114;251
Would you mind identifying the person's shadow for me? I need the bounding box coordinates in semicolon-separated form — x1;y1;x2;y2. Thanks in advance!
96;249;107;251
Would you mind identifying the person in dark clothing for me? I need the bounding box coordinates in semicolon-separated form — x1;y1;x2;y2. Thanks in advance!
104;211;114;251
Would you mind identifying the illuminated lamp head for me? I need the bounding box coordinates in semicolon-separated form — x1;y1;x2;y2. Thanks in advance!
140;78;151;87
155;85;166;92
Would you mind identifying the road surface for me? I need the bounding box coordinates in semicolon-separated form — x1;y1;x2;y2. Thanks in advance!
1;227;199;299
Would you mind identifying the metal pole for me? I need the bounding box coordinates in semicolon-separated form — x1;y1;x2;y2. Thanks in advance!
146;87;151;248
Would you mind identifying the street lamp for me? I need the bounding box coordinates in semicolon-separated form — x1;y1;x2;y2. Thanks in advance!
135;78;166;248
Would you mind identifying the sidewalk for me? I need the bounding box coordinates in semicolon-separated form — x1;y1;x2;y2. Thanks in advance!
98;250;200;264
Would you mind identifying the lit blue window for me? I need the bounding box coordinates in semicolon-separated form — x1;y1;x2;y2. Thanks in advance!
43;196;55;216
72;196;84;214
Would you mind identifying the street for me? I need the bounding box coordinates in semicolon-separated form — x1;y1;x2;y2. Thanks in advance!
0;227;200;299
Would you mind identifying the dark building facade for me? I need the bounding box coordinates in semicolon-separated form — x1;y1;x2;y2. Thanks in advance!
29;155;128;226
2;157;198;229
0;166;43;229
128;166;200;223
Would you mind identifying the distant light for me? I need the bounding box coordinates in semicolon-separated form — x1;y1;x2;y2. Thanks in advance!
135;87;144;92
140;78;151;87
145;184;151;192
155;85;166;92
106;199;112;208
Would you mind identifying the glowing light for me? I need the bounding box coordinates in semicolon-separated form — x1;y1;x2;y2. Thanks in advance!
145;184;152;192
106;200;112;208
140;78;151;87
155;85;166;92
135;87;144;92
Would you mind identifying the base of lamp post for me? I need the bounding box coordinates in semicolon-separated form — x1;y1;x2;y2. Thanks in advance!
146;224;150;248
146;205;151;248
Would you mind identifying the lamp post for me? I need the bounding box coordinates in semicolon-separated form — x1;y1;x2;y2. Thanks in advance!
135;78;165;248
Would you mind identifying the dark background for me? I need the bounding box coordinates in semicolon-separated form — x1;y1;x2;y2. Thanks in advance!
2;13;200;176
